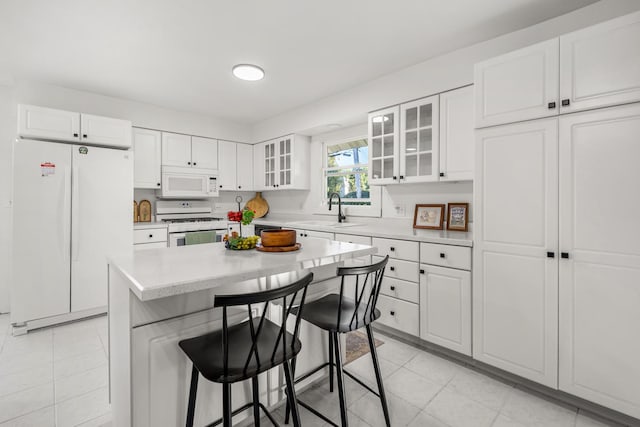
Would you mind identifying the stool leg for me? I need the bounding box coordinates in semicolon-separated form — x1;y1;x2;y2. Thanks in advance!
283;359;302;427
283;355;297;424
252;376;261;427
186;365;198;427
366;325;390;427
329;331;334;392
332;332;349;427
222;383;232;427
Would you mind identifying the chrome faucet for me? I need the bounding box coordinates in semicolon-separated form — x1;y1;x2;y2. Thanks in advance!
328;192;346;223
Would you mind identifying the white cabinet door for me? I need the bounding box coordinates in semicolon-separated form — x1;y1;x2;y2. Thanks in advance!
18;104;80;142
236;143;253;191
419;265;471;356
133;128;162;189
263;140;278;189
161;132;192;167
368;106;400;185
376;295;419;337
400;95;439;183
80;114;132;148
558;104;640;419
474;39;559;128
253;142;266;191
276;136;293;188
217;140;237;191
560;11;640;114
439;86;474;181
473;118;559;388
191;136;218;170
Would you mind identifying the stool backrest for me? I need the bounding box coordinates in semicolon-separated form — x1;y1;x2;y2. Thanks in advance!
213;272;313;377
335;255;389;331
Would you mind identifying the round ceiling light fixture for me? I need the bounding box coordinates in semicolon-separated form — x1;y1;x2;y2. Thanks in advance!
232;64;265;81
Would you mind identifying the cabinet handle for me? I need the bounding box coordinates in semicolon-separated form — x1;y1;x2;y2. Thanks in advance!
420;269;425;274
390;247;395;252
73;133;78;137
390;286;395;291
390;311;395;316
300;233;303;237
561;252;570;259
561;99;570;107
82;134;87;138
439;253;446;258
193;162;197;166
188;162;191;165
547;251;555;258
548;102;556;109
148;234;153;238
156;183;161;187
219;185;223;188
389;266;395;271
392;176;397;180
399;175;404;180
439;172;445;177
238;186;242;189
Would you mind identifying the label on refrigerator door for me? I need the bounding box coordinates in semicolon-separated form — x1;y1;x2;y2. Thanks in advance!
40;162;55;176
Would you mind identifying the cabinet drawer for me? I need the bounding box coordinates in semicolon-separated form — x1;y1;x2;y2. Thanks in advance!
376;295;419;337
420;242;471;270
380;277;419;304
372;237;419;262
334;233;372;245
134;241;168;251
373;255;418;283
134;228;168;244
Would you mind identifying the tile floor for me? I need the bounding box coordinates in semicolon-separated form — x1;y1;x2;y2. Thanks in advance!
0;314;622;427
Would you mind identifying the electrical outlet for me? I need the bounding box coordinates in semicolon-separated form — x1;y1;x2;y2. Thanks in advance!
394;204;406;217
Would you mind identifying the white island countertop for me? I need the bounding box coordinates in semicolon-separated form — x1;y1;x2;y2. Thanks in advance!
109;237;376;301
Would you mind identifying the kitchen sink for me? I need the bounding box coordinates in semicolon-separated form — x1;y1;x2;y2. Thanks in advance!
290;220;361;228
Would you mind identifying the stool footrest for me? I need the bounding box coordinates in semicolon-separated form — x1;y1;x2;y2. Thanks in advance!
297;399;340;427
293;362;332;385
204;401;280;427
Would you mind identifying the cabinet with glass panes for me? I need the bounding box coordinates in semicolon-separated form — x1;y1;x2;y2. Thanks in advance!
253;134;310;191
368;106;400;185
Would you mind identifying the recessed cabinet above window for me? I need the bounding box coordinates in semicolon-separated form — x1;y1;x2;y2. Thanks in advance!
253;134;310;191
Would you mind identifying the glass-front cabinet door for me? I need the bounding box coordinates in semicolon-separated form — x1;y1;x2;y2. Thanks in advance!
263;140;277;189
400;95;439;183
278;136;292;188
368;106;400;185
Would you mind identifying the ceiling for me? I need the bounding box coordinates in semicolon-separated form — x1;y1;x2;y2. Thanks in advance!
0;0;599;125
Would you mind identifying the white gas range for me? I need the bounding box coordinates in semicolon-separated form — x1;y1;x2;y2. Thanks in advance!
156;200;227;246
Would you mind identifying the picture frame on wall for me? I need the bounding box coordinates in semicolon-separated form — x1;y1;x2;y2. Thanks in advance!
413;204;445;230
447;202;469;232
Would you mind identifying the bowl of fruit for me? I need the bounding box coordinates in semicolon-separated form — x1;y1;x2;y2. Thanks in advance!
224;233;260;250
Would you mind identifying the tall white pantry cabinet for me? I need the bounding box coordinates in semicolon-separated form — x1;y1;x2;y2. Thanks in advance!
473;10;640;420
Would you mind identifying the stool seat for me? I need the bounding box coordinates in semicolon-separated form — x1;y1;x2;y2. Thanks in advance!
297;294;380;333
179;318;302;384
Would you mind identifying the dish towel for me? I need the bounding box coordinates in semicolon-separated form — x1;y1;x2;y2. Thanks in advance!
185;231;216;245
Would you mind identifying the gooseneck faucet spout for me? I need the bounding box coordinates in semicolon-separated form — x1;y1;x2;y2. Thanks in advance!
328;192;346;223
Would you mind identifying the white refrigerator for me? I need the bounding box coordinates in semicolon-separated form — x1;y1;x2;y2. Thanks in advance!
12;138;132;327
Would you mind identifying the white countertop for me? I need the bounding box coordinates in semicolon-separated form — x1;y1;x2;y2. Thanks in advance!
251;214;473;247
109;237;377;301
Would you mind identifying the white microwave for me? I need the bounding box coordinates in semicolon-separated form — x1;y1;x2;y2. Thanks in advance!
160;166;219;198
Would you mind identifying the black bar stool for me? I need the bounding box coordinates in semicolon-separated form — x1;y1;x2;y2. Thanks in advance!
285;256;391;427
179;272;314;427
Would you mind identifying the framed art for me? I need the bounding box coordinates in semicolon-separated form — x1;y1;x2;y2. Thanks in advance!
413;204;445;230
447;202;469;232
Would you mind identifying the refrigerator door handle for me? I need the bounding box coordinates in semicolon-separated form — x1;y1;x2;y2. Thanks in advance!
72;164;80;261
62;165;71;261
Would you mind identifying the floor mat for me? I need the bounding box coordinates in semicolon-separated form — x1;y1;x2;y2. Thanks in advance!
345;330;384;364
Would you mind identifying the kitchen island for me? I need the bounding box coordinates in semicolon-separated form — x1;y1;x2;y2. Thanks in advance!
108;237;376;427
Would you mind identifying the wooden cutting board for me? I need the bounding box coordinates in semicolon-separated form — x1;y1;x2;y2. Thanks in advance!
133;201;139;223
245;192;269;218
256;243;301;252
139;200;152;222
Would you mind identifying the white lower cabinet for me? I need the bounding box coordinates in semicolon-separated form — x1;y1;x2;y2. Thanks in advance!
419;265;471;356
376;294;419;337
334;233;372;267
293;229;334;242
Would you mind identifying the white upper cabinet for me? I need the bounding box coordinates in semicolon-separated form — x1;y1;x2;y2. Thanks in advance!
558;104;640;419
161;132;192;167
439;86;474;181
236;143;253;191
473;118;559;388
254;135;309;190
217;140;237;191
474;39;560;128
368;106;400;185
399;95;439;183
560;11;640;114
80;114;132;148
133;128;162;189
190;136;218;170
18;104;80;142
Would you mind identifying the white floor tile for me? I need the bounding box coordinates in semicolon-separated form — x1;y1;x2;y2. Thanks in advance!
375;336;420;367
384;367;443;409
55;386;110;427
492;414;529;427
447;368;514;411
312;375;369;408
75;412;113;427
345;352;400;389
0;348;53;377
350;390;422;427
54;348;107;379
0;365;53;398
0;328;53;357
500;388;577;427
404;351;461;386
0;405;55;427
53;334;103;361
408;410;451;427
425;388;498;427
0;383;54;424
54;365;109;403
